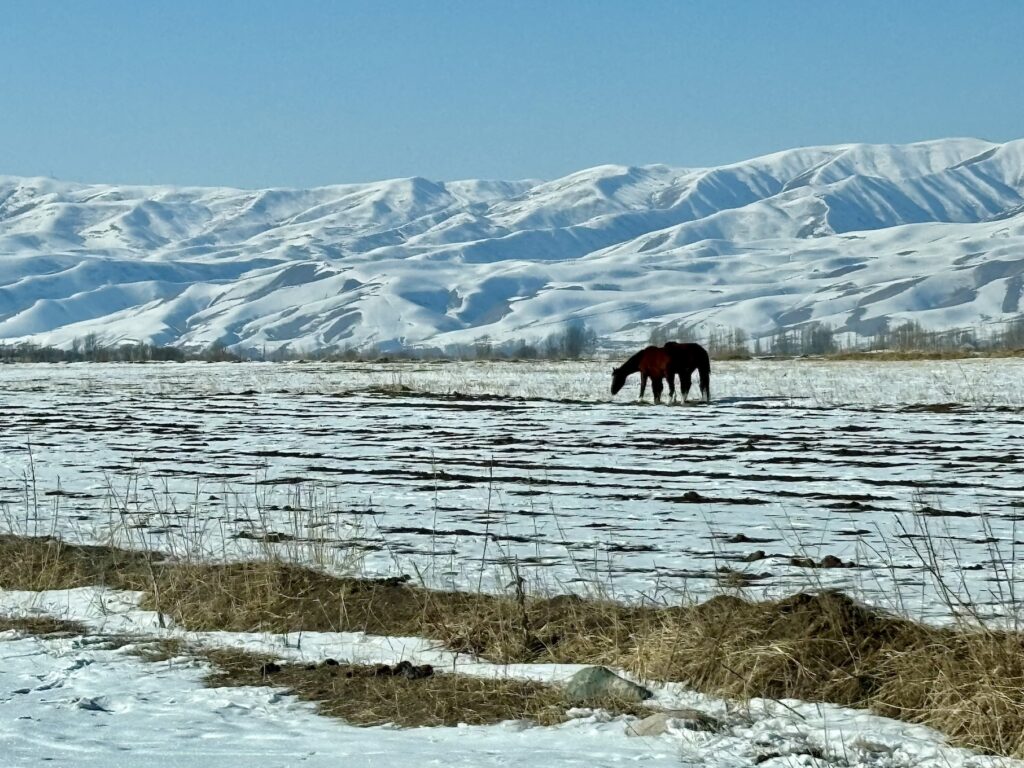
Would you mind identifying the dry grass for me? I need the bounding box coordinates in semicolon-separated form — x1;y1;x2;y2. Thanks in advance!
0;614;90;637
871;630;1024;755
6;534;1024;754
198;647;598;727
0;534;154;591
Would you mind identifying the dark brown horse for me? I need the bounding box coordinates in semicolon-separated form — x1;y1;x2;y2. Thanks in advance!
663;341;711;402
611;342;711;403
610;346;676;403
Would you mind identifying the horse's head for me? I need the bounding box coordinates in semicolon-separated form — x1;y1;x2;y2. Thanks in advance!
610;366;626;395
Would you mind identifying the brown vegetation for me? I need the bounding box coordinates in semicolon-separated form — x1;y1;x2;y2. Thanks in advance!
4;534;1024;755
0;615;90;637
199;648;586;727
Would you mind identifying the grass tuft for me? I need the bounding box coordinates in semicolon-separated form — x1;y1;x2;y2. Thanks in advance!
0;614;90;637
198;647;601;727
7;534;1024;754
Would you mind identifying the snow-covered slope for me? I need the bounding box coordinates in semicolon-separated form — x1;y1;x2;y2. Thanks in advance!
2;138;1024;352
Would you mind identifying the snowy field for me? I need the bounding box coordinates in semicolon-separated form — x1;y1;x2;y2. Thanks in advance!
2;358;1024;623
1;585;1013;768
4;357;1024;767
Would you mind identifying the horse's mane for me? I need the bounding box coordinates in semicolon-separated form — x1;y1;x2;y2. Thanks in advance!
617;347;649;371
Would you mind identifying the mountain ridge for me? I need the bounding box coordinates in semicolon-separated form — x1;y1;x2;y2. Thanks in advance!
2;137;1023;352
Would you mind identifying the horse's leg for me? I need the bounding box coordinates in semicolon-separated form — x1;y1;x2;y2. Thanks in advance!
696;364;712;405
667;371;676;402
652;376;664;404
639;373;648;402
681;367;693;402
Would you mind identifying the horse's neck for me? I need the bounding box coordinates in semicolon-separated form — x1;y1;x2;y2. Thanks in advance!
621;352;644;375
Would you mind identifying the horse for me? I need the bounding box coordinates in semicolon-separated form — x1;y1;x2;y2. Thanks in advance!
610;346;676;403
663;341;711;402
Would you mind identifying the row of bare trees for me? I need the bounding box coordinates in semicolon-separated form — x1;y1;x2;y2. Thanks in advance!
649;316;1024;358
4;316;1024;364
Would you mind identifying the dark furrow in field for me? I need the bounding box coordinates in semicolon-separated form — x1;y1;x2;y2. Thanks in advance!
3;385;1023;614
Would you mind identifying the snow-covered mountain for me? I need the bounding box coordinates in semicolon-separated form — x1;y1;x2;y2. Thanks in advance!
2;137;1024;353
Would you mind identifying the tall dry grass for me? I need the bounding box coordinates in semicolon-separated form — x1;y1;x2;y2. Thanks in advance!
4;533;1024;754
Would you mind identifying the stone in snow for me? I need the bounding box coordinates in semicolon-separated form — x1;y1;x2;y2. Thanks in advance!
625;708;723;737
564;666;652;704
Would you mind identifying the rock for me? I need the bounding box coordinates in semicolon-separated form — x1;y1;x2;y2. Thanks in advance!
626;712;673;736
73;697;111;712
788;554;856;569
371;661;434;680
626;708;723;737
564;666;652;704
742;549;767;562
402;663;434;680
818;554;858;568
259;662;282;676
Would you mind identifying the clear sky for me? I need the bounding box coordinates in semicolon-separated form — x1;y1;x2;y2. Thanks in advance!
3;1;1021;188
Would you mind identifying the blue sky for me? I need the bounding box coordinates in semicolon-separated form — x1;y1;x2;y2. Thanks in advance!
3;1;1021;187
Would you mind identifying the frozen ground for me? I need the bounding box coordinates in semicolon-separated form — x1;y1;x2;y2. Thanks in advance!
0;586;1018;768
0;633;669;768
2;359;1024;623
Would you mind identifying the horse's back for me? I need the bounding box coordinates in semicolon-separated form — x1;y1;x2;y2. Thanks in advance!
664;341;710;368
639;346;672;376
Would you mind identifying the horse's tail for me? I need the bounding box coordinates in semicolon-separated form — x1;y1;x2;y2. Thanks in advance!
699;359;711;402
